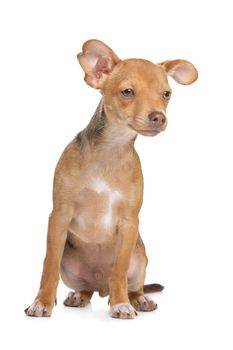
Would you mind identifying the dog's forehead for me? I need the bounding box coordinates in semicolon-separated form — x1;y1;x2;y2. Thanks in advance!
111;58;168;86
122;58;162;71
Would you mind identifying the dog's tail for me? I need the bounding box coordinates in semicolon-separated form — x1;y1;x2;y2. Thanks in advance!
143;283;164;293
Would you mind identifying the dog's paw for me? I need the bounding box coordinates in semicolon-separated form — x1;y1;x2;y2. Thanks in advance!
24;301;52;317
110;303;137;319
132;295;157;312
63;291;90;307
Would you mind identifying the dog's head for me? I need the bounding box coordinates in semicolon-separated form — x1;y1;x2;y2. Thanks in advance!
77;40;198;137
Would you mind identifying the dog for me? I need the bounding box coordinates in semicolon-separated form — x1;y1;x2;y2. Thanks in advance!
25;39;198;319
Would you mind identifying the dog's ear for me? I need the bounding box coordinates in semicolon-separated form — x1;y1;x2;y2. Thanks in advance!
160;59;198;85
77;39;120;89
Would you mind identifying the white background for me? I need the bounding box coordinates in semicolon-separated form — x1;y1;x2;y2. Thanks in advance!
0;0;232;349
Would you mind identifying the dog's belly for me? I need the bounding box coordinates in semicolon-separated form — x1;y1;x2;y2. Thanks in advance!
68;178;122;244
61;239;116;296
61;237;144;296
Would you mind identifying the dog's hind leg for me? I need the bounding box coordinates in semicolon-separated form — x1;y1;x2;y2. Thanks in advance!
63;291;93;307
128;289;157;312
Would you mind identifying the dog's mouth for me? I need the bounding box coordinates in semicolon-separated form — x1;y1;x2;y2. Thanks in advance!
136;129;160;137
128;124;161;137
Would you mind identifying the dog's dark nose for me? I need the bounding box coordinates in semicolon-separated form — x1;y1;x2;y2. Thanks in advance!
148;112;167;131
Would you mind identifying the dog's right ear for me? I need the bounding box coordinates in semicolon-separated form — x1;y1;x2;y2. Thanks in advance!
77;39;120;89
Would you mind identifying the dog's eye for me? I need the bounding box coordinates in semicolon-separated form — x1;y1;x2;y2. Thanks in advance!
163;91;172;100
121;88;135;97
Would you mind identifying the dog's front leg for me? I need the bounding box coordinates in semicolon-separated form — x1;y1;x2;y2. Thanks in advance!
109;217;139;319
25;207;72;317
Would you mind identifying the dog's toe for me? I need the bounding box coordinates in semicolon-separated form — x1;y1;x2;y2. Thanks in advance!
110;303;137;319
133;295;157;312
25;301;51;317
63;291;90;307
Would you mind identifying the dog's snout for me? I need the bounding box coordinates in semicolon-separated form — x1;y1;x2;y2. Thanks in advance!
149;112;166;125
148;112;167;131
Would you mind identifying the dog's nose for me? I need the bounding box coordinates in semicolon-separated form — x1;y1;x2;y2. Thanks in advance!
148;112;167;131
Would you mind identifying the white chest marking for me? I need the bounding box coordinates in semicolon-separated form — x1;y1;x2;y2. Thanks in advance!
91;178;122;227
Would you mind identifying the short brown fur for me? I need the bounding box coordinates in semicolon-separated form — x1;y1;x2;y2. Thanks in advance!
25;40;197;319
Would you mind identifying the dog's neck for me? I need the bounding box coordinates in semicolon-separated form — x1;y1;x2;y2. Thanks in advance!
76;99;137;155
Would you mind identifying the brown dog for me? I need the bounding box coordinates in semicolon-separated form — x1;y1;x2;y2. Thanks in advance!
25;40;198;319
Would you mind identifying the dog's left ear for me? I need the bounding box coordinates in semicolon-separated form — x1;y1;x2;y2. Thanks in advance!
77;39;120;89
160;59;198;85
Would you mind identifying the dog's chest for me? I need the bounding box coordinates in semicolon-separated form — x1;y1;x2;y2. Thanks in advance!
69;178;122;243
